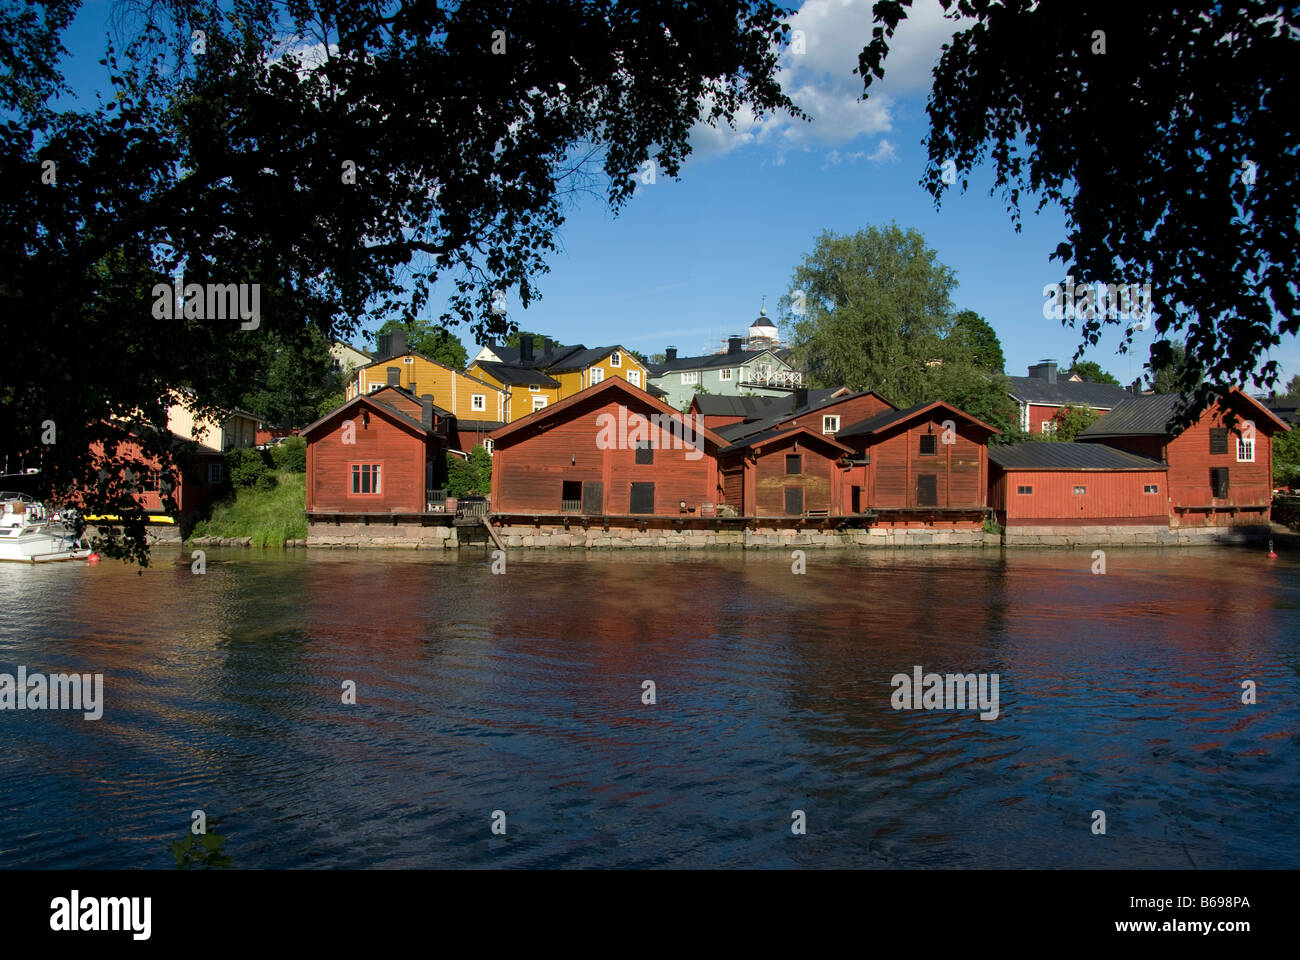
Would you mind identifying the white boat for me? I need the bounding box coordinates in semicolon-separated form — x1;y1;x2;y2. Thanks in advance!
0;493;92;563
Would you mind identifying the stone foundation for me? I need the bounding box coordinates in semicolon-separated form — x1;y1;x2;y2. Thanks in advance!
307;521;459;549
489;524;988;549
1001;524;1270;547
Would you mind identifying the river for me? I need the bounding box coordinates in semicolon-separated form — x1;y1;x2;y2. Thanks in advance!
2;545;1297;868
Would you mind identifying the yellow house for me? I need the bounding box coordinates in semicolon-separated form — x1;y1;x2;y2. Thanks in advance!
347;345;508;427
465;360;563;423
470;339;652;407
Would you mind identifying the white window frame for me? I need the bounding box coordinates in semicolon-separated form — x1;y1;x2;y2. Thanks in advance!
484;439;494;455
590;368;604;385
1237;437;1255;462
369;382;382;393
1144;484;1160;494
681;371;699;385
471;394;486;412
822;414;839;434
720;367;733;381
528;384;540;392
609;351;622;367
1072;485;1087;495
628;370;641;387
403;356;414;364
1041;420;1056;434
532;396;548;411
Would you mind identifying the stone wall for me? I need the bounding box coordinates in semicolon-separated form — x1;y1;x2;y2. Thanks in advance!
307;521;459;549
490;524;988;549
1001;523;1270;547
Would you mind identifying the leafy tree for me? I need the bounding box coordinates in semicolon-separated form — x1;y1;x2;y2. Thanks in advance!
224;448;275;490
783;225;955;404
921;360;1019;437
947;309;1005;372
446;444;491;497
1044;404;1100;442
271;436;307;473
858;1;1299;421
375;318;468;369
649;352;667;364
3;0;799;562
625;348;650;366
239;326;343;428
1283;374;1300;398
1148;340;1202;394
1273;427;1300;487
1064;360;1119;385
316;390;346;419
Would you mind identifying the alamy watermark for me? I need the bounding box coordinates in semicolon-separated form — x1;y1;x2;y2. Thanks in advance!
1042;276;1152;327
151;280;260;329
890;665;999;720
0;666;103;720
595;404;706;461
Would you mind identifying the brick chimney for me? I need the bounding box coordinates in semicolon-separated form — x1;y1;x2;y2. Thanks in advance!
389;327;407;357
792;386;809;412
520;336;534;364
728;336;743;355
421;394;435;431
1028;359;1058;384
543;338;554;362
665;346;677;361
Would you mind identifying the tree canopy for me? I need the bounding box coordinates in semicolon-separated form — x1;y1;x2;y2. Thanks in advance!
858;1;1299;423
1064;360;1119;385
3;0;800;562
375;318;468;369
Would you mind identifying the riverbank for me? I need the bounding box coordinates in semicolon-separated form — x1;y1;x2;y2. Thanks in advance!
189;471;308;547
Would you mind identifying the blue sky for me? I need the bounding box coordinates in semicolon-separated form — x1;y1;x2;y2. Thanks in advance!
55;0;1298;387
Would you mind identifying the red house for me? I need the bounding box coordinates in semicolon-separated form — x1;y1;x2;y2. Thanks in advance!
717;426;856;516
988;443;1170;527
489;377;729;516
302;387;450;516
1077;389;1288;527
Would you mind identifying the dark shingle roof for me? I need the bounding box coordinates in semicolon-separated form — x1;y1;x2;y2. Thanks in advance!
649;348;784;374
988;442;1167;471
711;388;861;441
690;394;787;418
835;402;933;439
481;343;585;368
1006;376;1131;408
719;425;852;455
545;346;621;372
1076;394;1181;437
472;361;561;388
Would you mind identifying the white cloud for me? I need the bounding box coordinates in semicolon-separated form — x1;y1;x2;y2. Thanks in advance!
690;0;966;162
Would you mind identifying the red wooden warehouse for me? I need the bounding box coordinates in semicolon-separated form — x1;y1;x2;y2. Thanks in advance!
988;443;1170;527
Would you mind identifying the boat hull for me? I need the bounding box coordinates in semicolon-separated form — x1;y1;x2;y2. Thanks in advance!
0;525;91;563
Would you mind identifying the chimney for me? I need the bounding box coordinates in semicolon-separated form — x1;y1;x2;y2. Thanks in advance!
520;336;534;364
390;328;408;357
665;346;677;362
543;338;554;361
792;386;809;412
728;336;743;355
409;381;416;396
421;394;434;431
1028;359;1058;384
376;332;390;358
386;366;400;386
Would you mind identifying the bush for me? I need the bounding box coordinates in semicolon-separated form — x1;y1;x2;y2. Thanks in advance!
271;436;307;472
445;444;492;497
224;448;276;490
983;515;1002;535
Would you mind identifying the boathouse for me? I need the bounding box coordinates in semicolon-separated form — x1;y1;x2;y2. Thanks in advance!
1077;388;1288;528
716;425;856;517
988;443;1170;527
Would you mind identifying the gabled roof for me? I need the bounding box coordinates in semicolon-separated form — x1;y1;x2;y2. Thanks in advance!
713;388;894;442
483;343;585;367
720;424;855;456
470;361;561;388
299;391;442;439
836;400;1001;440
647;347;785;375
988;442;1168;471
361;351;504;393
488;376;729;449
1005;376;1131;408
1077;388;1290;439
545;345;637;373
689;394;789;418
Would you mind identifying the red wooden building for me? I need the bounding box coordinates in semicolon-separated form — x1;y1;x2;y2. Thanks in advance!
302;387;450;516
488;377;728;516
717;426;855;516
1077;389;1287;527
988;443;1170;526
834;401;999;517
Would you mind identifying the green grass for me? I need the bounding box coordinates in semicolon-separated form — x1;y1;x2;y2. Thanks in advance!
190;471;307;546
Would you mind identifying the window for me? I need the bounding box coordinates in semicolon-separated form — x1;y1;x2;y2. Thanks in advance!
590;367;604;385
1041;421;1056;434
919;433;937;456
681;371;699;385
529;384;540;392
207;463;224;485
628;370;641;387
1016;485;1033;495
1073;485;1087;495
561;480;582;511
1210;467;1230;498
720;368;733;381
532;397;548;411
609;351;621;367
630;482;655;514
484;439;494;455
1209;428;1228;455
471;394;486;412
369;382;382;393
784;487;804;516
916;474;938;506
823;415;840;434
1237;437;1255;462
786;454;802;475
635;443;653;465
1144;484;1159;494
350;463;382;495
403;356;414;364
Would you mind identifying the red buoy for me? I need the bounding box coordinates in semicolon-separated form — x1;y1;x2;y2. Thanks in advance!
1268;539;1278;560
87;553;101;564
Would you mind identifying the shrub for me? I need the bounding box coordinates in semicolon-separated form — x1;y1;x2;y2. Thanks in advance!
982;515;1002;535
224;448;276;490
272;436;307;472
445;444;492;497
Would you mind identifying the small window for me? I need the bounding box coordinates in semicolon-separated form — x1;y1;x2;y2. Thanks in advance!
1073;485;1087;495
1016;485;1033;495
590;368;604;385
720;368;733;381
786;454;802;475
681;371;699;385
369;382;382;393
1209;428;1228;455
484;439;494;455
609;351;621;367
403;356;414;364
1143;484;1159;494
628;370;641;387
823;415;840;434
528;384;540;392
207;463;224;485
919;434;937;456
1237;437;1255;462
471;394;486;411
1041;421;1056;434
635;443;653;465
532;396;548;411
630;482;655;514
350;463;382;495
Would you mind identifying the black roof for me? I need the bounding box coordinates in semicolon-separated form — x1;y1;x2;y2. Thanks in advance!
1266;396;1300;425
712;388;868;441
648;347;785;375
988;442;1167;471
690;394;788;418
835;402;933;439
472;361;561;387
718;424;849;455
1006;375;1131;408
1076;393;1182;437
481;343;585;368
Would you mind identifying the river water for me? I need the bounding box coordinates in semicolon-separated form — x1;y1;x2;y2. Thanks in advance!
1;546;1297;869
